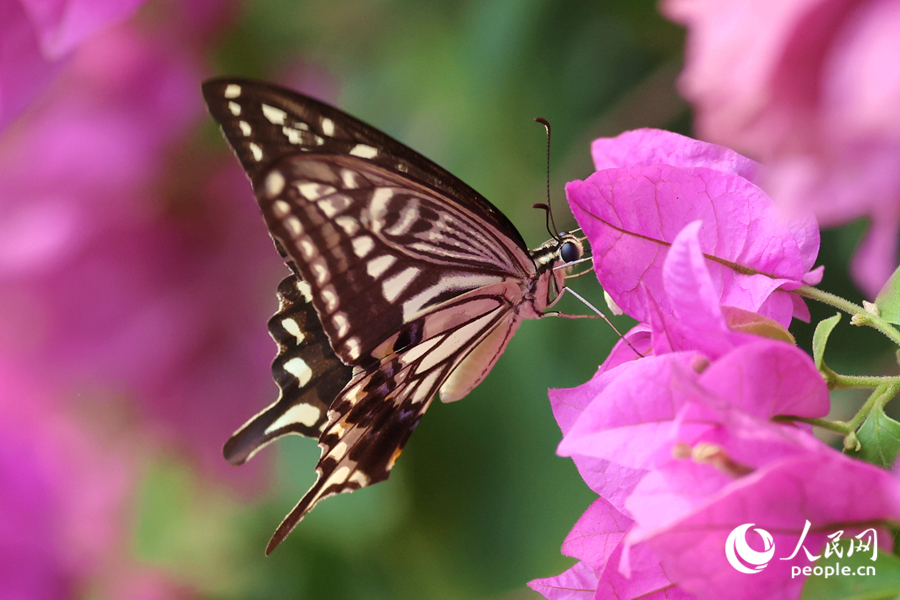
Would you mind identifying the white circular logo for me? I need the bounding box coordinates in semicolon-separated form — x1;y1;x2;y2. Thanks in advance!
725;524;775;574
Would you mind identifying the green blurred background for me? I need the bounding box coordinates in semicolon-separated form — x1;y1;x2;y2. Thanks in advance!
130;0;890;598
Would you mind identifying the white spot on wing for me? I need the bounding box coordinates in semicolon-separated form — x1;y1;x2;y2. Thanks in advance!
281;318;306;344
297;182;335;201
333;312;349;337
296;279;313;302
321;117;335;136
249;142;263;161
352;236;374;258
349;144;378;158
239;120;251;136
299;238;315;259
311;258;328;284
382;267;420;302
366;255;396;279
349;471;370;486
284;217;303;237
262;103;287;125
264;403;321;434
272;199;291;217
341;169;361;189
283;127;302;144
335;216;359;236
224;84;241;98
385;202;419;236
228;101;241;116
264;170;285;198
325;466;351;489
321;285;338;311
318;194;351;218
331;441;349;460
283;357;313;386
345;337;361;360
369;188;394;220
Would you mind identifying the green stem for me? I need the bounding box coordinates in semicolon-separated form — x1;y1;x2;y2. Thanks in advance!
776;382;900;435
797;285;900;346
845;383;892;431
777;416;852;436
830;374;900;390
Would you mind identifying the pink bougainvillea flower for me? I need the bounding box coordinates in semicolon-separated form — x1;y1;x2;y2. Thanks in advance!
557;335;829;471
662;0;900;296
542;329;885;599
529;497;697;600
539;227;833;599
568;129;821;329
0;0;148;131
625;407;900;600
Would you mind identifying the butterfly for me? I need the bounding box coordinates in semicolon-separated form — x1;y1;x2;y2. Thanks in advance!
201;78;584;554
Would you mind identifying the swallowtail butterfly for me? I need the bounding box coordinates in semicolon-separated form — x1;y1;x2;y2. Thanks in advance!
202;78;584;554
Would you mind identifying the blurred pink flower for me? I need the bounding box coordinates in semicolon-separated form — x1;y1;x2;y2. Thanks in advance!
0;17;281;482
0;0;148;130
663;0;900;296
0;366;185;599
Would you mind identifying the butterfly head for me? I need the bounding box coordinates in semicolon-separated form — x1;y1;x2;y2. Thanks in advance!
532;231;584;266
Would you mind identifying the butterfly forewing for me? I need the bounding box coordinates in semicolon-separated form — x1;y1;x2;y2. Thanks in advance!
201;78;576;553
254;153;533;366
203;78;528;250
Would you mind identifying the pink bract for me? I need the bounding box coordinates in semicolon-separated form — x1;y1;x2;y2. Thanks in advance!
567;129;820;329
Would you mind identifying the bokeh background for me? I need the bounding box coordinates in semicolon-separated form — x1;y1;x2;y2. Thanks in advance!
1;0;887;598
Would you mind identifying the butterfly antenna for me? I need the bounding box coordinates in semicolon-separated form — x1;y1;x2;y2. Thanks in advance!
533;117;560;240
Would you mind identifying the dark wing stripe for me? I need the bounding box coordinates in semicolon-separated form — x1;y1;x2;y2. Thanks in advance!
223;276;353;465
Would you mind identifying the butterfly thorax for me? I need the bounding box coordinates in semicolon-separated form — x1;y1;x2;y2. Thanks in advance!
519;232;583;319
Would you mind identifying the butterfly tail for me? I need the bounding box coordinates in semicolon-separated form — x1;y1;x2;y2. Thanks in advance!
223;275;352;465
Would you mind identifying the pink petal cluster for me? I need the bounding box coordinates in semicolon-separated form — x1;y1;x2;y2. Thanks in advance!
662;0;900;296
1;0;148;131
531;130;900;600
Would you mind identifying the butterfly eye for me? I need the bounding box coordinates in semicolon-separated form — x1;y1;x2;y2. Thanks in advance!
560;241;581;263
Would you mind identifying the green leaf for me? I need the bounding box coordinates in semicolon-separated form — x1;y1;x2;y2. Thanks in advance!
813;314;842;371
801;540;900;600
875;265;900;325
847;407;900;468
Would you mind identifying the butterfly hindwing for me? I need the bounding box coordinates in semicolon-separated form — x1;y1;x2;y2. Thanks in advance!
223;275;353;465
266;285;522;552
